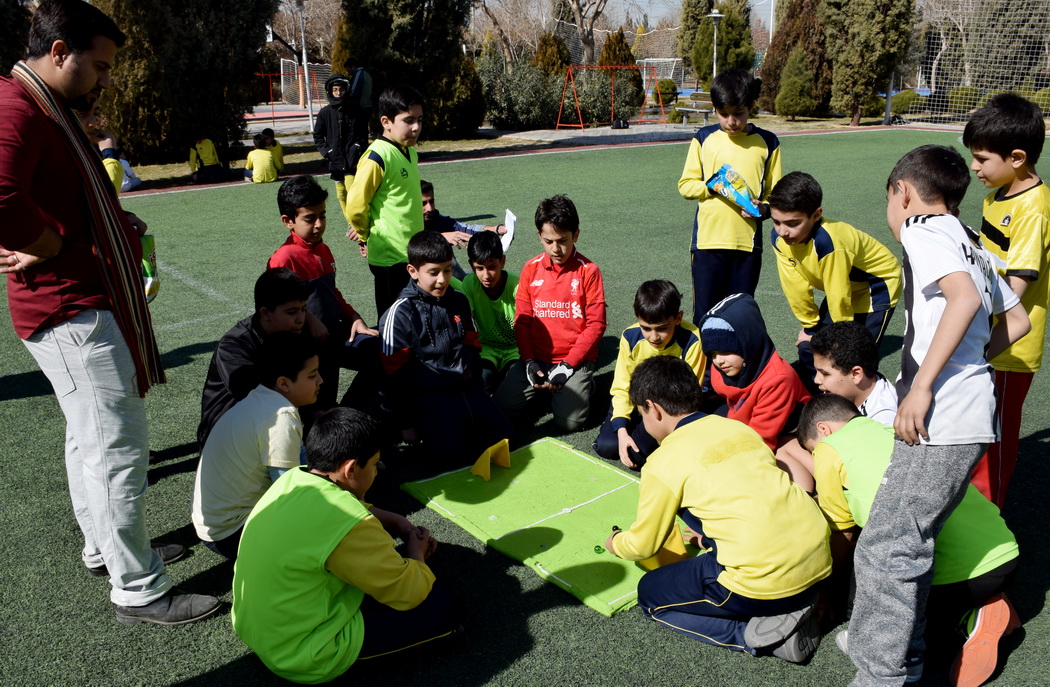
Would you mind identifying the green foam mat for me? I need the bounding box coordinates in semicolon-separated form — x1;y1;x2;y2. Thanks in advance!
401;438;646;617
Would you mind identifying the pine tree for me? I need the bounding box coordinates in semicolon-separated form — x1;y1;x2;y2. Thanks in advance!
330;15;353;77
758;0;832;114
340;0;482;138
775;47;816;119
0;0;30;74
94;0;278;164
533;32;571;78
598;28;643;107
820;0;913;125
678;0;714;75
692;0;755;88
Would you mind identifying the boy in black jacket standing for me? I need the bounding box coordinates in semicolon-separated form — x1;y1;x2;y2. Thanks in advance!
313;73;362;222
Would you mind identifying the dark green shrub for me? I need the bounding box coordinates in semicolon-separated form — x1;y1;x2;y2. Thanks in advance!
891;89;926;114
774;48;816;120
947;86;982;113
861;93;885;118
655;78;679;105
426;54;486;138
533;32;570;78
1031;89;1050;115
598;29;643;109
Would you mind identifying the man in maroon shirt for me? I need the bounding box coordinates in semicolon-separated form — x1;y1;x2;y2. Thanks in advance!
0;0;218;625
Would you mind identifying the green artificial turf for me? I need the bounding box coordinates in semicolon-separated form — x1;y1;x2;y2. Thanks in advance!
1;128;1048;686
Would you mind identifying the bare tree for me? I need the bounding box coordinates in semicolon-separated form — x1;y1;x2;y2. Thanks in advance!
565;0;612;64
918;0;979;89
272;0;343;63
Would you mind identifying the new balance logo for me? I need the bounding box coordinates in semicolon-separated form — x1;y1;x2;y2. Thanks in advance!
531;279;545;287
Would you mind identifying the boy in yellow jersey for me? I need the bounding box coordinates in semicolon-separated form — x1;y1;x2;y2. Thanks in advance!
798;394;1021;687
593;280;705;469
346;84;425;318
605;356;831;663
243;133;278;183
678;69;782;324
232;408;457;684
261;127;284;173
963;93;1050;508
768;172;901;391
188;133;224;183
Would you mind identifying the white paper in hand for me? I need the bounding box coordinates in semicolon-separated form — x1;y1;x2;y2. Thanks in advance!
501;209;516;253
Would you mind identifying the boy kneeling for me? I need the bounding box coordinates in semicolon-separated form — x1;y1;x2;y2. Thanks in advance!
232;408;457;684
606;356;831;662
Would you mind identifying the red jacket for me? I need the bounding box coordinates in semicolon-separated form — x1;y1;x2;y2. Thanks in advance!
267;232;360;328
713;351;810;450
514;249;606;367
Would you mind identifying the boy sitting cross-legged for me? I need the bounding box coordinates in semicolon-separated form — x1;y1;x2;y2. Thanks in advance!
768;171;901;392
378;231;513;467
458;231;519;393
593;280;705;469
192;332;322;559
605;356;831;663
494;194;607;432
798;394;1021;687
232;408;458;684
810;321;897;427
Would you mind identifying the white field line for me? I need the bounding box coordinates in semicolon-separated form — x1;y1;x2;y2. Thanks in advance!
494;480;636;541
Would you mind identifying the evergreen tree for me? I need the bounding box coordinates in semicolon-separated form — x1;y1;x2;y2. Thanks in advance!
820;0;913;125
340;0;482;138
758;0;832;114
94;0;278;164
692;0;754;88
775;47;816;119
533;32;571;78
598;28;643;107
0;0;31;74
330;15;352;77
678;0;714;75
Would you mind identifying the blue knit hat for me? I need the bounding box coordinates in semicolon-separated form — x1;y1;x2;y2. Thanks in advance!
700;316;743;356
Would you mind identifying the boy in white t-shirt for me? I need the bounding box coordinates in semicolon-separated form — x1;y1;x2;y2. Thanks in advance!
843;145;1030;687
810;321;897;426
192;332;322;558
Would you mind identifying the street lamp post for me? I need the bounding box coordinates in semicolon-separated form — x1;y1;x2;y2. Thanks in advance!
707;10;724;87
296;0;314;130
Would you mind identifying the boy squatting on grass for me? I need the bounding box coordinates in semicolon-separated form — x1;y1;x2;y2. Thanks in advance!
494;194;607;432
593;279;705;469
232;408;458;684
347;84;426;318
457;231;520;394
605;356;831;663
192;333;322;559
798;394;1020;687
845;145;1030;687
678;68;782;324
963;93;1050;509
268;176;382;415
378;231;513;467
810;321;898;427
767;171;901;392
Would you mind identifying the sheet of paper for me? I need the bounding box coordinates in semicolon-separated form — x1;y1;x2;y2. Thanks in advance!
501;209;516;253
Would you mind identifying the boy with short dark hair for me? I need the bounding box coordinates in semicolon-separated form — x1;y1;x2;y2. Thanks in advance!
768;171;901;391
378;231;512;466
963;92;1050;508
798;394;1021;687
810;321;897;426
232;407;457;683
845;145;1031;686
605;356;831;663
244;133;278;184
347;84;426;317
261;127;284;173
421;179;509;279
268;175;381;413
189;133;224;183
494;195;607;432
459;231;519;393
198;268;313;451
192;332;322;559
593;280;705;469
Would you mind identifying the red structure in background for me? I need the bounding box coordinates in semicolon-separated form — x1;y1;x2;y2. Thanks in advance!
556;65;667;130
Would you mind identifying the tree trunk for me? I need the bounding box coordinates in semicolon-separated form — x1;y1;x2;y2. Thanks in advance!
850;103;862;126
477;2;516;71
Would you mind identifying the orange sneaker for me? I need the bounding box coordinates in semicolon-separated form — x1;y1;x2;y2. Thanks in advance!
949;593;1021;687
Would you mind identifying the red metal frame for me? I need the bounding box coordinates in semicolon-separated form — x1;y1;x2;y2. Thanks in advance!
555;65;667;130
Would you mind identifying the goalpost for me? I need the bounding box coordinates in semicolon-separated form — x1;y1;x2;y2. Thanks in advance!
556;65;669;129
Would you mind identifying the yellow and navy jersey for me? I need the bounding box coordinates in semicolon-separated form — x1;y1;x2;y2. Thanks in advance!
980;182;1050;372
188;138;220;172
771;218;901;329
266;141;284;172
678;123;782;252
609;321;705;425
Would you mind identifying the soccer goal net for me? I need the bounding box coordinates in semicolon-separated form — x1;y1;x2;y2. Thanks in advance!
279;58;333;108
903;0;1050;123
552;20;682;82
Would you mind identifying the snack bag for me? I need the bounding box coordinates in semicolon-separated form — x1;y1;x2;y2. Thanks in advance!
706;164;763;218
141;234;159;303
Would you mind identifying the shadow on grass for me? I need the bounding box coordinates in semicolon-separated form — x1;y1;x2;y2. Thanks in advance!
161;340;226;371
0;369;52;401
172;542;572;686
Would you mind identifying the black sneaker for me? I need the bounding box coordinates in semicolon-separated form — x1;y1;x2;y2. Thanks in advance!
88;543;187;577
114;589;222;626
